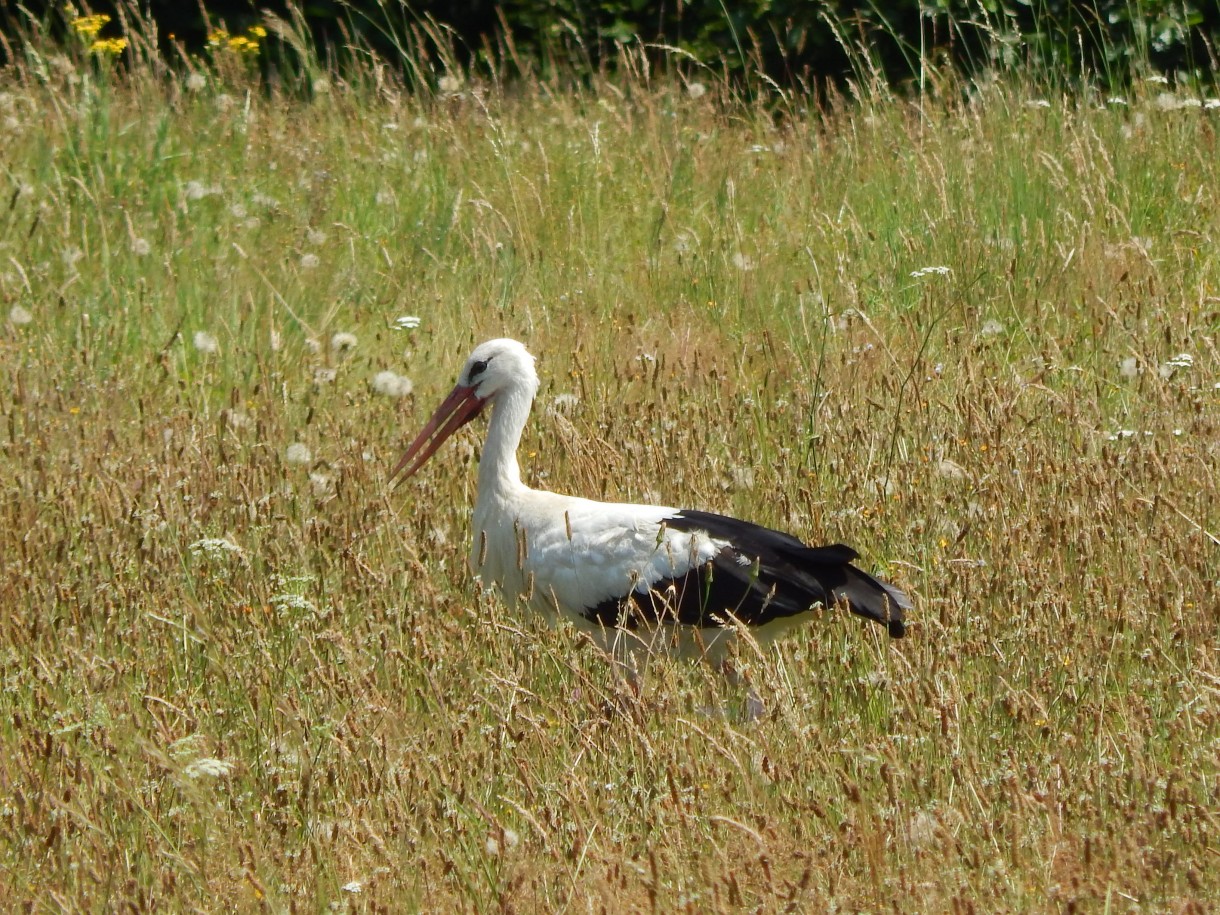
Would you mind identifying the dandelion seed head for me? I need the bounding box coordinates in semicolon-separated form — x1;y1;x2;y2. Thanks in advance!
313;367;337;384
330;332;357;353
438;73;462;94
312;78;331;95
307;229;327;246
731;252;755;271
686;82;707;100
285;443;312;464
185;72;207;92
979;319;1005;336
193;331;219;354
310;472;335;497
131;237;151;256
1119;356;1139;378
937;459;968;482
8;305;32;326
224;410;251;431
184;757;234;779
372;371;413;398
184;180;215;201
550;392;580;413
299;253;320;269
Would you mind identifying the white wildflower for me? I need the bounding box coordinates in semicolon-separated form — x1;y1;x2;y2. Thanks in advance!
271;592;316;614
393;315;421;331
1159;352;1193;378
1106;97;1128;106
1144;74;1170;85
189;537;243;559
311;77;330;95
372;371;413;398
1025;99;1051;109
1206;99;1220;110
8;305;32;326
437;73;462;94
910;265;951;278
330;332;357;353
184;757;234;779
193;331;219;354
285;443;312;464
313;367;337;384
341;881;363;894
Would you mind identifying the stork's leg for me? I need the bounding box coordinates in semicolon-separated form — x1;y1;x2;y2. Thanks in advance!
717;657;767;722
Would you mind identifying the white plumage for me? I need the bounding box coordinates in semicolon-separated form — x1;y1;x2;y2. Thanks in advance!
391;339;910;661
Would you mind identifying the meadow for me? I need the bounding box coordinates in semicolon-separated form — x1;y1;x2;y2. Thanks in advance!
0;20;1218;912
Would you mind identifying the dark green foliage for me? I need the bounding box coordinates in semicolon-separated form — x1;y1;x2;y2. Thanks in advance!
4;0;1218;84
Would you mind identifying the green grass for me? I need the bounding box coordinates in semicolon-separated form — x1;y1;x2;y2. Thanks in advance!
1;23;1219;912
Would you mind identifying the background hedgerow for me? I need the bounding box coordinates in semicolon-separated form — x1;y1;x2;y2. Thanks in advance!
0;4;1218;911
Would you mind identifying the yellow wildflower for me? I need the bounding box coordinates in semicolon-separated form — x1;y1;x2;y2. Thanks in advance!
90;37;127;55
207;29;229;47
71;14;109;37
227;35;259;54
248;25;267;38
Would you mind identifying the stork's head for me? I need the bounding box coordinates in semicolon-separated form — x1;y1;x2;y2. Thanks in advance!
389;338;538;484
458;338;538;401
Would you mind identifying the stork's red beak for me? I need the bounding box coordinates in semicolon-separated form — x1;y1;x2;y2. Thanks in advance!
389;383;486;484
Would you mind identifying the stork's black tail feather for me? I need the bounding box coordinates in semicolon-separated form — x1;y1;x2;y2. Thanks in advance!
668;510;912;638
827;559;911;638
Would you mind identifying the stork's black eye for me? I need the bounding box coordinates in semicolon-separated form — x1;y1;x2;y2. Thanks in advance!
468;358;489;381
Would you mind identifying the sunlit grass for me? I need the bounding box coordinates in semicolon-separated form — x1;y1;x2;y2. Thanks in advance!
1;15;1218;911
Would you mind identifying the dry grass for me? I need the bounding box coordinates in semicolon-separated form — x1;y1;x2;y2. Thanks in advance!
0;29;1218;913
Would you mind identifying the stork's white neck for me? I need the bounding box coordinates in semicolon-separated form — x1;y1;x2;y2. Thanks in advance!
477;381;535;501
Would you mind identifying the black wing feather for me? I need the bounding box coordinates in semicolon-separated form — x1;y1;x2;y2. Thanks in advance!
583;509;909;638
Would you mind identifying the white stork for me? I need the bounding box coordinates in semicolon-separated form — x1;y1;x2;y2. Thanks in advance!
390;338;910;662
